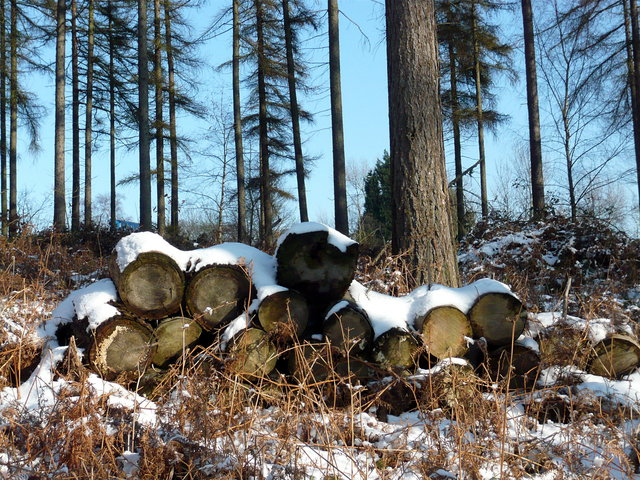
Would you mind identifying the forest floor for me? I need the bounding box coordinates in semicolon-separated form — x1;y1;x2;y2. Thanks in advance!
1;217;640;479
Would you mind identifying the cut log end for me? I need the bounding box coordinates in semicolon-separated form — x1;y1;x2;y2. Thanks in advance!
416;305;472;359
323;301;374;355
227;328;278;378
110;251;185;319
276;229;358;308
258;290;308;340
468;292;526;346
186;265;252;330
88;316;157;381
372;327;421;371
152;316;203;368
588;334;640;378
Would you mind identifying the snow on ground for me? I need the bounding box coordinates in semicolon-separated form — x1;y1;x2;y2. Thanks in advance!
1;219;640;478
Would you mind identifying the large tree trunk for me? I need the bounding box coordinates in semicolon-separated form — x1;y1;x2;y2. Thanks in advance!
84;0;95;226
154;0;165;235
164;0;179;233
385;0;459;288
283;0;308;223
449;40;465;241
521;0;545;220
232;0;247;242
71;0;80;232
630;0;640;213
472;5;488;221
54;0;66;231
8;0;15;238
328;0;348;234
109;1;116;231
0;0;6;237
255;0;273;247
138;0;152;230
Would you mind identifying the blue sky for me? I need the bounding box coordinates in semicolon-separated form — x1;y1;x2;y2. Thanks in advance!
15;1;639;233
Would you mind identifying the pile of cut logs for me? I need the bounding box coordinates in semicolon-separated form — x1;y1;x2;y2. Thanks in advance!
49;223;640;393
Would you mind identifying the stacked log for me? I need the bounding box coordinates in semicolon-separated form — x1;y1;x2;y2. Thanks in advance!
41;222;640;400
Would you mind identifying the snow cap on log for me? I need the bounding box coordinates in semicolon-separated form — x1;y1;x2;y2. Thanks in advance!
275;222;359;307
38;278;120;344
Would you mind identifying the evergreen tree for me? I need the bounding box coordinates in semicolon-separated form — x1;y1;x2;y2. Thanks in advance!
362;151;391;245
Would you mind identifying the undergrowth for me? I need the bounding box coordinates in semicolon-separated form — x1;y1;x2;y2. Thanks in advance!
0;217;639;478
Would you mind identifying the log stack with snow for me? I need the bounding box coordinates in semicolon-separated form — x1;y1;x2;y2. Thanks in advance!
39;221;640;397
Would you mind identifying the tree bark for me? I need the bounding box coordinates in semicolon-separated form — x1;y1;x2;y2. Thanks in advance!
385;0;459;288
255;0;273;247
138;0;152;230
415;305;471;360
8;0;15;238
84;0;95;226
448;39;465;241
184;264;252;330
109;251;185;319
283;0;308;223
164;0;179;233
71;0;80;232
232;0;247;242
630;0;640;213
109;0;116;231
54;0;67;231
154;0;165;235
328;0;348;234
0;0;6;236
521;0;545;220
467;292;526;346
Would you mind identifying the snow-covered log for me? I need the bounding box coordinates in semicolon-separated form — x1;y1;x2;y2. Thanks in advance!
276;223;359;314
152;316;202;368
257;289;309;340
467;292;526;346
226;328;278;378
372;327;421;371
588;334;640;378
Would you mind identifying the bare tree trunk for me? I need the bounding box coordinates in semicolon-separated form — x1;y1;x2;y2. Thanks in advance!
154;0;165;235
521;0;545;220
232;0;246;242
71;0;80;231
54;0;67;231
449;39;465;240
472;5;488;221
8;0;16;237
138;0;152;230
385;0;459;288
283;0;308;223
255;0;273;247
164;0;178;233
0;0;6;236
630;0;640;213
109;0;116;231
562;106;576;221
328;0;348;234
84;0;94;226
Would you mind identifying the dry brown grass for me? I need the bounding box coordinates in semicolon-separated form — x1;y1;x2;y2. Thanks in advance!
0;228;639;478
